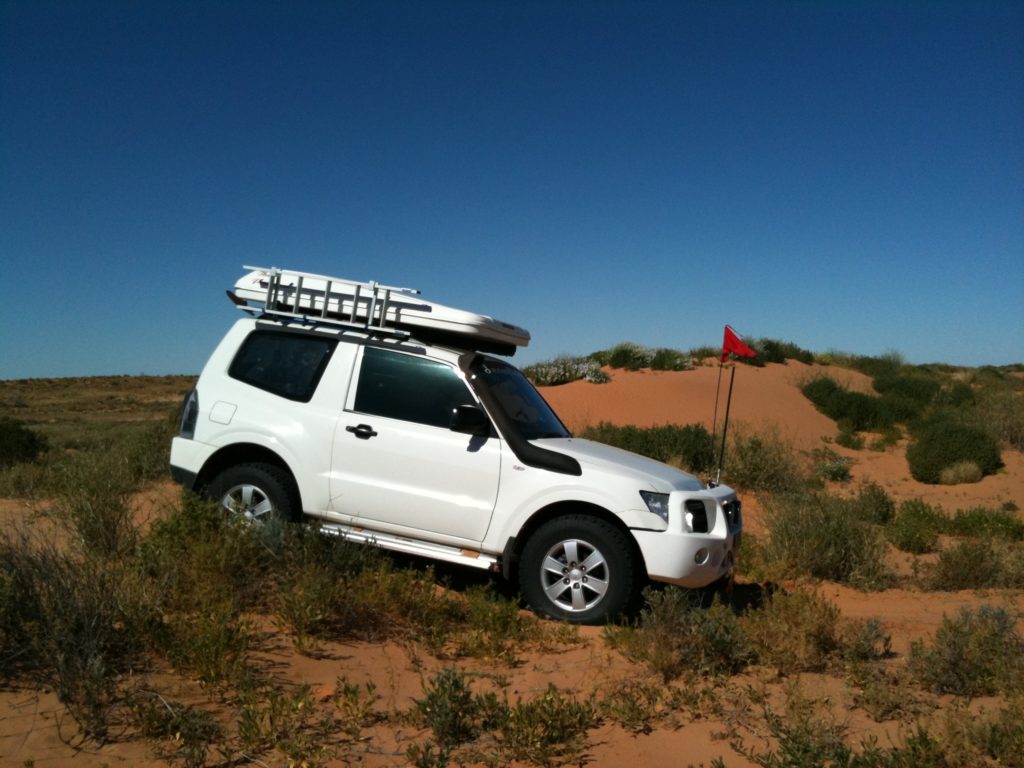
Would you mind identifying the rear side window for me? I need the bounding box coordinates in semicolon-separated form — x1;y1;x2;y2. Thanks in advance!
354;347;474;428
229;330;335;401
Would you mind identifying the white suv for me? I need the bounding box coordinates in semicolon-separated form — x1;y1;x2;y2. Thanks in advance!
170;269;742;623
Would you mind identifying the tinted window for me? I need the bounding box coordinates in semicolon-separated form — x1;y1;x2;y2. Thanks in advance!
229;330;335;401
354;347;474;428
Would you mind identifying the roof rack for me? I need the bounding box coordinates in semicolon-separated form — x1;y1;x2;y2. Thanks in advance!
230;266;530;356
232;266;432;340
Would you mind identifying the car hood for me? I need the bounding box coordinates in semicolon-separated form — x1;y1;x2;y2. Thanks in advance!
535;437;704;492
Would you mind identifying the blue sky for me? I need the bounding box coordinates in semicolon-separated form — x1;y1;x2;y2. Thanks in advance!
2;0;1022;379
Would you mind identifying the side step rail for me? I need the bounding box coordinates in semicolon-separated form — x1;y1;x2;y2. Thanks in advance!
241;265;432;335
317;522;499;571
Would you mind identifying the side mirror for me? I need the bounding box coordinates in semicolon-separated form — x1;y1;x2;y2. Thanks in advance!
449;404;491;437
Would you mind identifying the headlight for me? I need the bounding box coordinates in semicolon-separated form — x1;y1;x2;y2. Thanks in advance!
639;491;670;523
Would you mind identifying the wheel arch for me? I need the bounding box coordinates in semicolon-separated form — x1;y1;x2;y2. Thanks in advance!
505;500;646;581
195;443;301;508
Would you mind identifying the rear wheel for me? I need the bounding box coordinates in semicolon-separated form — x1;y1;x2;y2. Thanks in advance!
206;462;299;523
519;515;637;624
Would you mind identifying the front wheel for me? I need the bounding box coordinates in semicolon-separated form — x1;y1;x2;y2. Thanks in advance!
205;462;299;524
519;515;638;624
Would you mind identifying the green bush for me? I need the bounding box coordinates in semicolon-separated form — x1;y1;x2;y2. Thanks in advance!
886;499;946;554
850;482;895;525
906;419;1002;483
752;338;816;365
522;356;608;386
607;587;748;681
811;448;852;483
909;606;1024;696
924;539;1004;591
801;377;895;432
579;422;713;473
649;347;693;371
948;506;1024;540
606;342;655;370
722;427;805;493
0;417;47;469
760;493;891;589
743;591;841;674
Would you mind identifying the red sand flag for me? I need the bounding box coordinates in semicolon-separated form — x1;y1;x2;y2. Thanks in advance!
721;325;756;362
712;325;755;485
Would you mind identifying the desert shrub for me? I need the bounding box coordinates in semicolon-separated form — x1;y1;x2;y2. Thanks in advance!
835;427;865;449
868;425;903;451
51;455;138;559
938;461;983;485
497;684;597;765
760;493;891;589
522;356;608;386
606;342;655;370
0;417;47;469
811;448;852;483
847;665;927;723
650;347;693;371
410;669;595;766
163;602;253;684
722;426;805;493
886;499;945;554
751;338;816;365
906;419;1002;484
801;377;895;432
972;387;1024;450
924;539;1004;591
873;372;941;413
743;591;841;674
846;351;905;379
130;693;223;768
606;587;748;681
850;482;895;525
579;422;713;472
236;682;332;765
596;678;687;733
0;538;149;739
137;494;270;614
909;606;1024;696
937;699;1024;768
687;344;721;361
947;505;1024;540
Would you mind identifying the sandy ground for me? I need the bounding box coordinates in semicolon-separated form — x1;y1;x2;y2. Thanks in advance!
1;362;1022;767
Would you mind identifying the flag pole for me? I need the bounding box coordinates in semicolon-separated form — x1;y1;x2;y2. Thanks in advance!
710;359;725;484
715;364;737;486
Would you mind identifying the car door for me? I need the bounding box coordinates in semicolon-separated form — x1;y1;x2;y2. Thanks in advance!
329;345;501;543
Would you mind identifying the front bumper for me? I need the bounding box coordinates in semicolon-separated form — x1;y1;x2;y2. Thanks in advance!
634;526;741;587
632;483;742;588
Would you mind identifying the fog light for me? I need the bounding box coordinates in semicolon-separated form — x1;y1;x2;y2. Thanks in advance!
694;548;710;565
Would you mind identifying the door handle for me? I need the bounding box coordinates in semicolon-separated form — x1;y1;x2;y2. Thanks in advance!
346;424;378;440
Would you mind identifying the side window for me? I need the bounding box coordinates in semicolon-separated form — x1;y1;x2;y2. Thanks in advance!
354;347;475;429
229;330;335;402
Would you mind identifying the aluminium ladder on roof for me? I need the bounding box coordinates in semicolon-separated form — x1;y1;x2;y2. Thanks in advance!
238;266;432;338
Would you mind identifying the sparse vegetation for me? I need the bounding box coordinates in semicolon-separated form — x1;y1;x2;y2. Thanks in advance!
579;422;714;472
909;606;1024;697
758;492;892;589
2;360;1024;765
886;499;946;554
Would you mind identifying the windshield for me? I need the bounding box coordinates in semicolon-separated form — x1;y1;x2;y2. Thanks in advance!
471;358;570;441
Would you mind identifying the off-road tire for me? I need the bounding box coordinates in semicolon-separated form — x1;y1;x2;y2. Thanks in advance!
519;514;637;624
206;462;300;524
